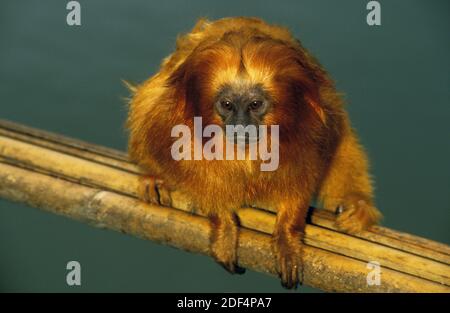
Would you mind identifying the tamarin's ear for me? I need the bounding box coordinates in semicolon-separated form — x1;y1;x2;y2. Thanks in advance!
288;70;327;125
167;61;195;104
167;57;203;97
167;61;188;89
166;60;200;118
304;93;326;125
292;50;329;125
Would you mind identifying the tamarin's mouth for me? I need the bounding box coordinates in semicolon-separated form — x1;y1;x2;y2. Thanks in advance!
226;133;260;145
237;135;259;144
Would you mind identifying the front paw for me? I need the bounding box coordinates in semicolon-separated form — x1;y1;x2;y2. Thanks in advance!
137;175;172;206
273;232;304;289
211;237;245;275
335;194;382;234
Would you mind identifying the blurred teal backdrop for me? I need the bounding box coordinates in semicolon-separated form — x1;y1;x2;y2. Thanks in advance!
0;0;448;292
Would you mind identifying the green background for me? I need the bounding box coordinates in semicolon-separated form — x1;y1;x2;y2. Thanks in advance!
0;0;448;292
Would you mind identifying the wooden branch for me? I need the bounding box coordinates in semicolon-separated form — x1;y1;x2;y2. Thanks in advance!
0;119;449;292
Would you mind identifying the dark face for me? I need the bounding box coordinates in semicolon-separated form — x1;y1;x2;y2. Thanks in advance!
214;83;271;143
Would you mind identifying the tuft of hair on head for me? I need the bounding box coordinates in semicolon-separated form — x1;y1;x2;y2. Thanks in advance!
121;79;139;109
122;79;138;94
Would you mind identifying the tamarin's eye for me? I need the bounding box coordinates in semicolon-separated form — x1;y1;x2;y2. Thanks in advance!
249;100;263;111
220;100;233;111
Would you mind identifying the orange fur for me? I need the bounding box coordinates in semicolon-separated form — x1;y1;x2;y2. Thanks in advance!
126;17;382;289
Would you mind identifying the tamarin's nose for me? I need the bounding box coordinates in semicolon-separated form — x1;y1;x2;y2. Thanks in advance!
234;108;251;127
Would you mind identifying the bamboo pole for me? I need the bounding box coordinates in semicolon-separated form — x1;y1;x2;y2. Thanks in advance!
0;119;449;292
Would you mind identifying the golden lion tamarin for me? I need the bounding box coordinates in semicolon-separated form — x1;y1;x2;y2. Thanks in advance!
127;17;382;289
